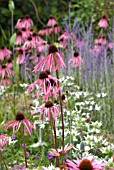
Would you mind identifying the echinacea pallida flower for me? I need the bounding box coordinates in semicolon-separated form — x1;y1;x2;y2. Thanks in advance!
33;44;66;72
66;156;107;170
47;16;57;27
0;134;8;150
4;112;34;136
52;144;73;156
27;71;60;100
69;52;83;67
32;101;60;120
0;64;14;79
98;16;108;28
0;46;12;61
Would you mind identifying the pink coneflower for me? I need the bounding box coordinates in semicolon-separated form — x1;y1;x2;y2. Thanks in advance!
93;44;103;53
23;15;33;28
58;31;69;41
37;41;49;53
66;156;106;170
33;44;66;72
48;24;61;34
32;101;60;120
21;27;29;40
94;38;100;45
15;31;24;45
32;33;44;43
47;16;57;27
17;48;25;64
58;31;69;48
0;64;14;79
4;112;34;136
29;53;40;64
28;28;35;35
0;46;12;61
27;71;59;99
38;27;49;35
98;16;108;28
6;59;13;68
23;36;36;48
0;134;8;150
99;36;107;45
15;16;25;29
52;144;72;157
69;52;83;67
0;77;10;86
31;33;43;47
53;24;61;34
108;42;114;49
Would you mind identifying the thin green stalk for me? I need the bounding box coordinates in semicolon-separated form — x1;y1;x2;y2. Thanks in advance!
11;11;14;35
0;150;8;170
55;69;64;150
22;131;28;168
50;112;59;166
53;54;64;151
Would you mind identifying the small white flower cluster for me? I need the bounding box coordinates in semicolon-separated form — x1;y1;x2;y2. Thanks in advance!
42;164;60;170
0;85;6;95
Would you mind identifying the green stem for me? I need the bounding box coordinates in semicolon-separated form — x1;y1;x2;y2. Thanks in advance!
55;69;64;150
11;11;14;35
50;112;59;166
0;150;8;170
23;131;28;168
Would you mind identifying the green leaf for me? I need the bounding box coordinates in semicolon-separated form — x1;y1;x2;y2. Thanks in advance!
10;33;16;47
0;25;7;40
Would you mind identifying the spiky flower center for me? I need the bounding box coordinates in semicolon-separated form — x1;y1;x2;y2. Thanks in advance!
102;15;106;19
45;70;50;75
37;53;40;58
49;16;54;19
18;49;23;54
15;112;25;121
79;159;93;170
17;31;22;36
21;16;24;20
27;36;32;41
74;52;79;57
22;27;26;31
39;71;48;79
30;29;34;32
50;79;56;86
48;45;58;54
45;101;53;108
25;15;30;19
32;33;37;37
2;64;6;69
7;59;12;63
54;24;58;27
1;46;5;49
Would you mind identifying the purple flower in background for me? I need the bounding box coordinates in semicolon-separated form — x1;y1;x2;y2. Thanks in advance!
22;143;26;147
48;153;53;159
11;135;16;140
47;136;51;140
26;151;30;155
12;164;25;170
34;155;39;159
3;147;8;152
